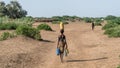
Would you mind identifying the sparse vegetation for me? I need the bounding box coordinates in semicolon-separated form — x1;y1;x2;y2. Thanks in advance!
1;0;120;68
0;32;16;41
37;24;52;31
83;17;104;26
0;22;19;30
94;18;103;26
0;16;40;41
105;15;117;20
102;22;118;30
117;65;120;68
16;25;42;40
34;16;81;23
0;16;34;30
52;21;69;24
0;32;10;40
104;25;120;37
103;17;120;37
83;17;93;23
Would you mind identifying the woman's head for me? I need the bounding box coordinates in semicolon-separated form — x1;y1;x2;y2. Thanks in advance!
60;29;64;34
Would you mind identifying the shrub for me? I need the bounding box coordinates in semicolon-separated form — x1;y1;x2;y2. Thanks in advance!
117;65;120;68
0;16;10;23
102;17;120;30
102;22;118;30
51;16;80;22
0;22;19;30
104;28;115;35
105;15;116;20
94;18;103;26
37;24;52;31
111;17;120;24
83;17;93;23
0;16;34;30
0;32;17;41
18;16;34;26
16;25;42;40
103;17;120;38
0;32;10;41
104;26;120;37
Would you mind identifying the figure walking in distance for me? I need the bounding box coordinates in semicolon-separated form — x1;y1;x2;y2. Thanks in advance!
57;29;68;63
92;22;95;30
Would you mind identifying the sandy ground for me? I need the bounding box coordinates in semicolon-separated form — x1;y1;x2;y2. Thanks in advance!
0;22;120;68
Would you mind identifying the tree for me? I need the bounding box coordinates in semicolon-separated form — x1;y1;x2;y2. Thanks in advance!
105;15;116;20
0;1;27;18
5;1;27;19
0;1;6;17
83;17;93;23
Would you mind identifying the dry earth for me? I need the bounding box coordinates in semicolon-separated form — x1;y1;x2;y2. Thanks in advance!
0;22;120;68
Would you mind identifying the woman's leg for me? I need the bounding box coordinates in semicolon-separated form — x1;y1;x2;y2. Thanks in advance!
60;53;64;63
59;46;65;63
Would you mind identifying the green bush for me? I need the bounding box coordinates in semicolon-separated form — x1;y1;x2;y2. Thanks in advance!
0;22;19;30
0;17;33;30
103;17;120;38
105;15;116;20
0;32;10;41
102;17;120;30
117;65;120;68
37;24;52;31
0;16;34;30
51;16;80;22
102;22;118;30
111;17;120;24
18;16;34;26
0;32;17;41
104;26;120;37
83;17;93;23
16;25;42;40
94;18;103;26
0;16;10;23
104;28;115;35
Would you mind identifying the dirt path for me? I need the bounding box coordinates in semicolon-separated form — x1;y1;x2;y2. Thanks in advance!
0;22;120;68
37;22;120;68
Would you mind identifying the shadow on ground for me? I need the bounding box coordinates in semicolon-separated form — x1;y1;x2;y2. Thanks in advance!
52;30;56;32
67;57;108;63
41;39;54;43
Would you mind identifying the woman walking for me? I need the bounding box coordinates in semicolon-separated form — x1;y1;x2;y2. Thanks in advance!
57;29;68;63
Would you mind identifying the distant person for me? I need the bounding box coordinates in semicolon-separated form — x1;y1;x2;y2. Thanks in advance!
57;29;68;63
60;22;64;32
92;22;95;30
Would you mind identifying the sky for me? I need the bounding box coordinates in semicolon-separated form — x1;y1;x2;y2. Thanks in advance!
2;0;120;17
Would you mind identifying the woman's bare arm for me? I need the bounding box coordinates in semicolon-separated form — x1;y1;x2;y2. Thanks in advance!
57;36;60;48
65;36;68;49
